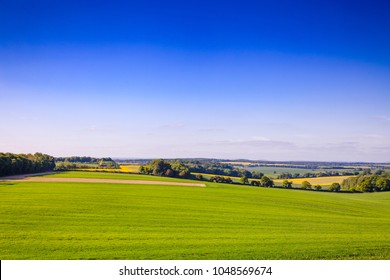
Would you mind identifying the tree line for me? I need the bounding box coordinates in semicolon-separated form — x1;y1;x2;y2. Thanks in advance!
55;156;115;163
169;160;264;178
139;159;191;178
0;152;55;177
341;172;390;192
55;157;119;170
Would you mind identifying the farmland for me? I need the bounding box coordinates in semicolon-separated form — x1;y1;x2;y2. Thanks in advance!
192;172;349;189
1;171;390;259
244;166;351;178
119;164;140;173
274;176;351;186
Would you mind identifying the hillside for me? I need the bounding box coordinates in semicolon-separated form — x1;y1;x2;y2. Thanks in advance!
1;171;389;259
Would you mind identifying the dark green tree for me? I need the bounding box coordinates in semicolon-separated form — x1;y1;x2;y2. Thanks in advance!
282;180;292;188
314;185;322;191
328;183;341;192
261;176;274;187
240;176;249;185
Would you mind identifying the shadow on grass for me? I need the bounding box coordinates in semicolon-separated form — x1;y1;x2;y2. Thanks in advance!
0;182;15;187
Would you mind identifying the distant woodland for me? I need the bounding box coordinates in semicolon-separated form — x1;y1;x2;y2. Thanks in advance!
0;152;55;177
55;156;119;170
165;159;264;178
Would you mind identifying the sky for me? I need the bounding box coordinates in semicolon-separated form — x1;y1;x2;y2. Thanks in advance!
1;0;390;161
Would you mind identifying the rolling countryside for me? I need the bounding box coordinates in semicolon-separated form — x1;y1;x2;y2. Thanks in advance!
1;171;389;259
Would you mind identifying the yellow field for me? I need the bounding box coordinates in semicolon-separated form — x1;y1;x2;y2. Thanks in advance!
120;165;140;172
274;176;351;186
76;165;140;173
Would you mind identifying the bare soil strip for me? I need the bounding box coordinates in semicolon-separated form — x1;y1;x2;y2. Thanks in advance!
0;172;59;180
0;177;206;187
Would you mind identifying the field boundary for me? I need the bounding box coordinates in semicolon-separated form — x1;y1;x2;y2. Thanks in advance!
0;172;59;180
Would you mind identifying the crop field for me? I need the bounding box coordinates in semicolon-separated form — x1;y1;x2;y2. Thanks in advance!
274;176;351;186
1;171;390;259
119;164;141;173
76;164;140;173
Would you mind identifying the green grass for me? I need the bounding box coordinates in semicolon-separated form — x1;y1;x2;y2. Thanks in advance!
1;171;390;259
46;171;197;182
244;166;356;178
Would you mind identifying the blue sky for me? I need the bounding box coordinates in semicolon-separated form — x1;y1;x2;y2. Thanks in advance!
1;0;390;161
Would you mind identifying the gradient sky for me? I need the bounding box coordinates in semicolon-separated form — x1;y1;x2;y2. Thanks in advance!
1;0;390;161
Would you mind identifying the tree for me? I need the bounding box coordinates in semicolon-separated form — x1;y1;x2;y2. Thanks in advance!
282;180;292;188
171;163;190;178
329;183;341;192
301;181;312;189
240;176;249;185
314;185;322;191
164;169;175;177
376;177;390;191
251;171;264;179
0;152;55;177
358;177;376;192
375;169;384;175
178;170;190;178
225;177;233;184
261;176;274;188
251;180;260;186
362;168;372;175
149;159;171;176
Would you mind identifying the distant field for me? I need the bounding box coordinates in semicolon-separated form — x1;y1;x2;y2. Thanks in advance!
120;164;140;172
192;172;350;187
274;176;351;186
76;164;140;173
220;161;253;166
244;166;356;178
1;171;390;259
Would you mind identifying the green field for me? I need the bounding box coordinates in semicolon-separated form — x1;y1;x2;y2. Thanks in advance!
244;166;356;178
1;171;390;259
45;171;193;182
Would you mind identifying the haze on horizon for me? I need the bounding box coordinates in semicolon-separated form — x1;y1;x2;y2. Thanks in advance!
1;0;390;162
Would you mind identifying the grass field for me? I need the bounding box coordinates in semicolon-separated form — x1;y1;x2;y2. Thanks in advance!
244;166;356;178
1;171;390;259
46;171;192;182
